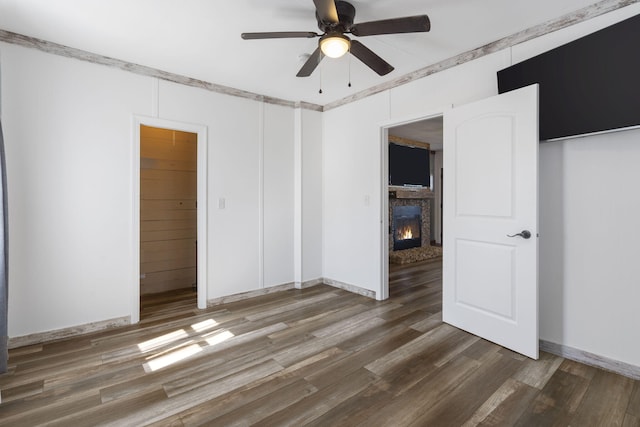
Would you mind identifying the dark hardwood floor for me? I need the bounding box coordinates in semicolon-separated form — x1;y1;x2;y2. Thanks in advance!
1;258;638;426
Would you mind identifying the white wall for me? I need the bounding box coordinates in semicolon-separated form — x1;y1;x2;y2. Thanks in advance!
540;130;640;368
263;104;295;287
389;50;509;120
1;44;151;337
301;109;323;282
323;91;390;293
0;44;301;337
322;4;640;367
158;83;299;297
156;81;264;299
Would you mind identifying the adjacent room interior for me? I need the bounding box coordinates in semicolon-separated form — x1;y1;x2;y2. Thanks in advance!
139;125;198;319
387;117;443;267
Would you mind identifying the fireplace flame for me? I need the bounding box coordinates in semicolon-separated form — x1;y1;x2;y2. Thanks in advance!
400;227;413;240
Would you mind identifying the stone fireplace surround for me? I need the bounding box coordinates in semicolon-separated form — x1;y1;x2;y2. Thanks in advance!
388;186;432;253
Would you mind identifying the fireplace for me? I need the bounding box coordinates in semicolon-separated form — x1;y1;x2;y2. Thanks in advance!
392;205;422;251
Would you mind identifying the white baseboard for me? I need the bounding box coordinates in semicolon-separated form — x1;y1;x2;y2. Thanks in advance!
207;282;296;306
208;278;376;306
297;278;324;289
8;316;131;349
540;340;640;380
322;278;376;299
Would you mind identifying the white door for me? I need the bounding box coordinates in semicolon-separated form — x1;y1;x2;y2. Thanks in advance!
442;84;539;359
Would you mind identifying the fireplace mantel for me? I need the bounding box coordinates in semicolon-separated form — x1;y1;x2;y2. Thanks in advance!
389;185;434;200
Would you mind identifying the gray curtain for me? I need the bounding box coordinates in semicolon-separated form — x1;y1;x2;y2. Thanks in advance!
0;119;7;373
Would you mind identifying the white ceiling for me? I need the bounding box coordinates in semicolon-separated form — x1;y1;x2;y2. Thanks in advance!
0;0;605;106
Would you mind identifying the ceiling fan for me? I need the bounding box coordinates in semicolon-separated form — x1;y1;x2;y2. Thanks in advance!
241;0;430;77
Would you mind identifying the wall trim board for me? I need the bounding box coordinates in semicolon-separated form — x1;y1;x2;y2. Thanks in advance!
208;277;374;305
207;282;296;306
298;278;324;289
0;29;323;112
540;339;640;380
322;278;376;299
8;316;130;349
322;0;638;111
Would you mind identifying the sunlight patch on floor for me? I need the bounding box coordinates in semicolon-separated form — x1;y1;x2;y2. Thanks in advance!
143;343;203;372
137;318;234;372
191;318;218;333
137;329;189;353
204;330;235;346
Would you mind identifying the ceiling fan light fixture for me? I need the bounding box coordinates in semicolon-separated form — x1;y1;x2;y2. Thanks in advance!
320;33;350;58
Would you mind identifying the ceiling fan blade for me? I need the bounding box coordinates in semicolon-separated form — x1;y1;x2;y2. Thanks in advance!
297;47;325;77
241;32;319;40
313;0;339;24
349;40;394;76
350;15;430;37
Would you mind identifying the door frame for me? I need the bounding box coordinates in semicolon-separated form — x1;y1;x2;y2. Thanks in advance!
378;108;448;300
131;116;208;323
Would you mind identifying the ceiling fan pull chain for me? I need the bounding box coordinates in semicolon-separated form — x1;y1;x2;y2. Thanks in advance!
319;64;323;94
348;52;352;87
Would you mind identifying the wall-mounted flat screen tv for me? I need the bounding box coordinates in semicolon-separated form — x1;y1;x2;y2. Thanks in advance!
389;143;430;187
497;13;640;141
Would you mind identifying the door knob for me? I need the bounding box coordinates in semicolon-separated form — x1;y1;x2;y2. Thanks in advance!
507;230;531;239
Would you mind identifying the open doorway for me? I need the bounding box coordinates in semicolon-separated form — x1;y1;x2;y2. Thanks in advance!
132;117;208;324
139;126;198;320
380;113;443;300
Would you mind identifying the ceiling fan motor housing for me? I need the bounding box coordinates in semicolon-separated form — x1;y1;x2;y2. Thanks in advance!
317;1;356;32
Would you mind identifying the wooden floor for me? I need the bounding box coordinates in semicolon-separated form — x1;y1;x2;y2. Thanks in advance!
1;259;639;426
